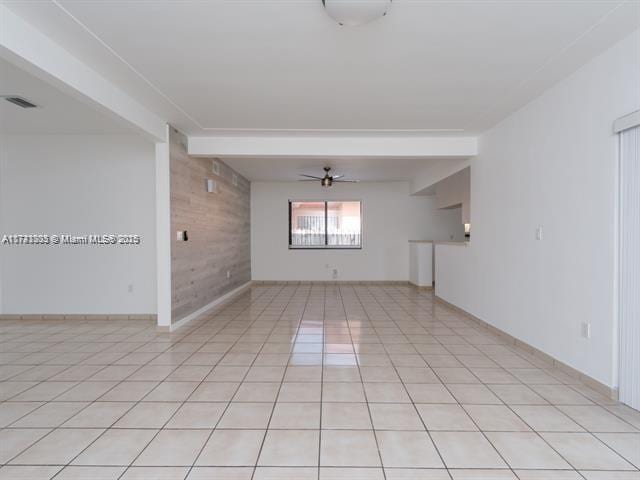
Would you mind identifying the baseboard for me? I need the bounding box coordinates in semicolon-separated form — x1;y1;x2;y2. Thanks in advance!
166;281;253;332
0;314;156;321
409;282;434;290
252;280;411;285
434;295;618;401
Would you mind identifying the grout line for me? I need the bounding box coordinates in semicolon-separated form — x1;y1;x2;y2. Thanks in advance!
177;284;282;480
316;284;325;480
68;286;274;479
0;285;638;478
347;284;392;479
1;326;166;466
248;284;308;480
359;284;451;478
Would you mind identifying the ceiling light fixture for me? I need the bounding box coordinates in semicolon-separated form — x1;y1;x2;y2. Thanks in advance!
299;167;359;188
322;0;392;26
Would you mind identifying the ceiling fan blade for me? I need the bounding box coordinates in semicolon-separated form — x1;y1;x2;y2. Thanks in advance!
332;175;344;180
298;179;319;182
333;179;360;183
299;174;323;179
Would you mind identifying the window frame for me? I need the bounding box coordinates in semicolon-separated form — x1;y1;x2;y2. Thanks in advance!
288;200;363;250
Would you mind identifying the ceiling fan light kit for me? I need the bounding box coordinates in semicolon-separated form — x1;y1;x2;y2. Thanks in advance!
322;0;392;27
299;166;359;188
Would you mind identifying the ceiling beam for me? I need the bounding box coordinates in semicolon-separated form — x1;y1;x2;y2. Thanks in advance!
0;4;166;142
188;135;478;158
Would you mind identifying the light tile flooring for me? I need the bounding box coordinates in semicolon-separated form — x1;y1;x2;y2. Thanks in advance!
1;285;639;480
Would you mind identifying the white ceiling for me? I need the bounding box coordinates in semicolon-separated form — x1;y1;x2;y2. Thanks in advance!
0;58;134;134
3;0;639;137
222;155;466;183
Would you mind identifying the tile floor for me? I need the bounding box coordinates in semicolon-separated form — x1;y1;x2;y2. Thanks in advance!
1;284;639;480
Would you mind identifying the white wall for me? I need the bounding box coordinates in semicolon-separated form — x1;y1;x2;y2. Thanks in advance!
411;158;471;195
0;134;157;314
435;167;470;224
435;30;640;388
251;181;463;281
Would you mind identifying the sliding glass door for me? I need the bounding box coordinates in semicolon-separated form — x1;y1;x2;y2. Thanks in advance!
618;123;640;410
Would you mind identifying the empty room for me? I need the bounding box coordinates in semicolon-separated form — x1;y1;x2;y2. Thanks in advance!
0;1;639;479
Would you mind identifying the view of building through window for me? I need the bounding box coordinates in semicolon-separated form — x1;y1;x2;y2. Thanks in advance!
289;201;362;248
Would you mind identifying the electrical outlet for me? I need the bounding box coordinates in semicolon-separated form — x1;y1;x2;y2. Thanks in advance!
127;284;134;293
206;179;217;193
581;322;591;339
536;226;543;241
332;269;338;279
212;161;220;175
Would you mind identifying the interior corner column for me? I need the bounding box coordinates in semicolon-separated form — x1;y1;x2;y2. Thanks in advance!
155;125;172;328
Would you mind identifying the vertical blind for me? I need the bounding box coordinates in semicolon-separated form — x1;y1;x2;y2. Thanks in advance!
619;124;640;410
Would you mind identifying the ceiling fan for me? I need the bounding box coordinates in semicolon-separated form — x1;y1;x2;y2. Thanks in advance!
299;167;359;188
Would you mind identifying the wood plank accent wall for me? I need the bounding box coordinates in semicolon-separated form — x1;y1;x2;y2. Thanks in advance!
170;128;251;323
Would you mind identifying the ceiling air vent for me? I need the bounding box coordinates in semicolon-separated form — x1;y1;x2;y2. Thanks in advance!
1;96;38;109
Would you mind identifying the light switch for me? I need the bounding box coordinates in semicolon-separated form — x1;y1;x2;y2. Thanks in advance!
536;226;543;241
206;179;217;193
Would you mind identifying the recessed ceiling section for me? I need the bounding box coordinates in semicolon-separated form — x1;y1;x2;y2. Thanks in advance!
4;0;638;135
219;156;466;183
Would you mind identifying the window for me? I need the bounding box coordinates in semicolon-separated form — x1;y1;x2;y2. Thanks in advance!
289;201;361;249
